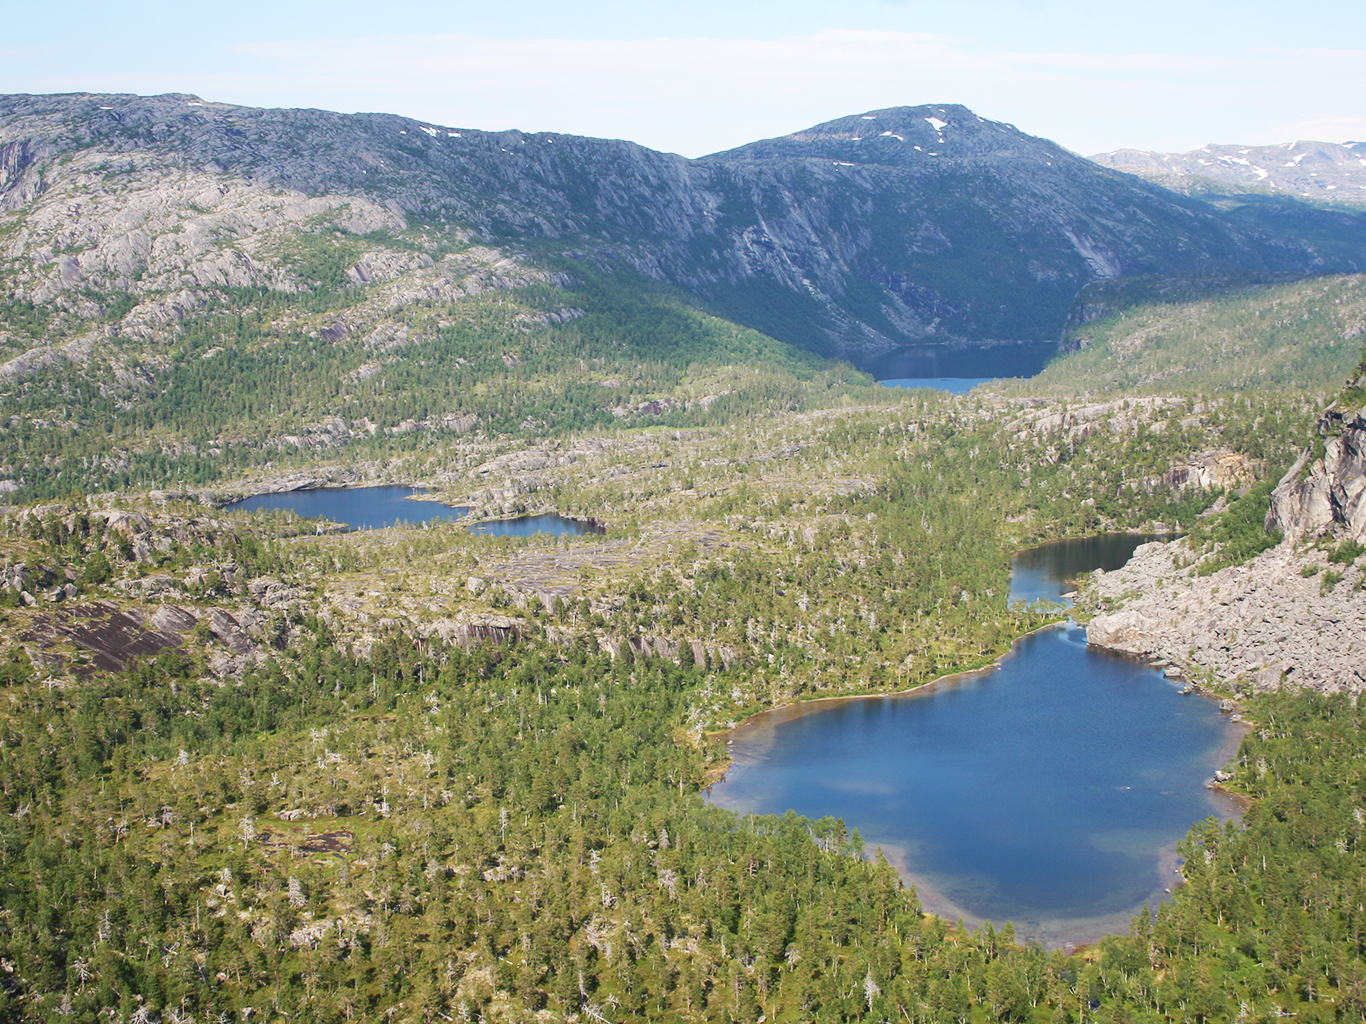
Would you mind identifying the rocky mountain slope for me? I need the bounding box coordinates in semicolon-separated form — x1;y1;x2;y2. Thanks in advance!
1090;140;1366;208
1084;356;1366;692
1084;538;1366;693
4;92;1366;359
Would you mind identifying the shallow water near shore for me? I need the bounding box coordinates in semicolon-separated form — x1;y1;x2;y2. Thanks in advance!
707;536;1243;946
1010;533;1168;605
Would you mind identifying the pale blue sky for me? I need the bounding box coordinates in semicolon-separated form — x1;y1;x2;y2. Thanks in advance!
5;0;1364;156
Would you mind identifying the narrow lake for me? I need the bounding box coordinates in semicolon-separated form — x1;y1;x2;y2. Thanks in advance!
227;486;469;530
707;535;1242;947
467;514;605;538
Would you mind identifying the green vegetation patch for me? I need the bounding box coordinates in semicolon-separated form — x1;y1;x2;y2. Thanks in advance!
1035;273;1366;394
0;255;881;498
3;595;1365;1023
275;231;369;289
1190;477;1284;575
1329;538;1366;565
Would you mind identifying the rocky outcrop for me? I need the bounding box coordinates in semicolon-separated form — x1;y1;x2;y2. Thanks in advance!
1166;449;1257;492
1267;397;1366;543
18;600;190;676
1085;541;1366;693
421;613;519;648
594;634;739;668
1088;364;1366;692
1083;357;1366;693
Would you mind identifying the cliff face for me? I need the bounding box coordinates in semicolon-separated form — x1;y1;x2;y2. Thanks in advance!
1266;392;1366;543
3;93;1365;357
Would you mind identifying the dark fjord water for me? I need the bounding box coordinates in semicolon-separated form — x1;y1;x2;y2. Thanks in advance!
854;341;1058;393
708;536;1241;945
467;514;605;538
228;486;468;530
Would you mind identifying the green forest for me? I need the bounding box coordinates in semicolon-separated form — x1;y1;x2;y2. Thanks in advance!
1031;274;1366;395
0;266;869;501
3;595;1366;1023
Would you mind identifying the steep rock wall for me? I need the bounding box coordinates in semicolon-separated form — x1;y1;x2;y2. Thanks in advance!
1267;394;1366;543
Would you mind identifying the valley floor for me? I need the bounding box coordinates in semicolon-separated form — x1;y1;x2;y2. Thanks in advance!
2;377;1364;1022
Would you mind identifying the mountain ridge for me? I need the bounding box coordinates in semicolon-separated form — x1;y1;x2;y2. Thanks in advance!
1089;139;1366;208
5;92;1366;358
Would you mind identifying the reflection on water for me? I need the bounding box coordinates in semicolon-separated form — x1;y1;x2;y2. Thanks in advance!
708;536;1241;946
227;486;468;531
468;514;605;538
853;342;1058;393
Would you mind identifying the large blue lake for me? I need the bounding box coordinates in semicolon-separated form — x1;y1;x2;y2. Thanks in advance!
708;535;1241;945
227;486;468;530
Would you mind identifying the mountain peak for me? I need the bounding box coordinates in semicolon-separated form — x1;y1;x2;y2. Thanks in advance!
701;103;1062;166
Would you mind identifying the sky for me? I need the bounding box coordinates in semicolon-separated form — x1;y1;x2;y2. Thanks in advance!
4;0;1365;158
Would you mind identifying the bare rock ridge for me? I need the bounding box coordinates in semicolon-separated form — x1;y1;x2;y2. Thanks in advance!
3;93;1366;357
1085;363;1366;693
1084;542;1366;693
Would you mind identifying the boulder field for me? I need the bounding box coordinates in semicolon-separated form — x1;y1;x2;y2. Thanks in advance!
1084;389;1366;693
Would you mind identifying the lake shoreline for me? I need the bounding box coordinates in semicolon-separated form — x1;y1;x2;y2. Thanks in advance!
870;835;1190;952
708;611;1246;796
706;614;1071;778
705;527;1185;772
706;534;1252;948
709;621;1249;947
224;484;470;532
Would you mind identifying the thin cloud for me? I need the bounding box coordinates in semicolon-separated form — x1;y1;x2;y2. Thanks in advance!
1262;117;1366;146
231;30;1366;154
0;46;56;60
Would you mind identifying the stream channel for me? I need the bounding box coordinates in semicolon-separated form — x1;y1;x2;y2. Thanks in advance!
706;534;1244;947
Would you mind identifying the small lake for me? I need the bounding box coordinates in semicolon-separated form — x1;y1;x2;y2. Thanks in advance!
854;341;1058;393
227;486;468;530
708;535;1241;946
467;514;605;538
1010;533;1167;605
